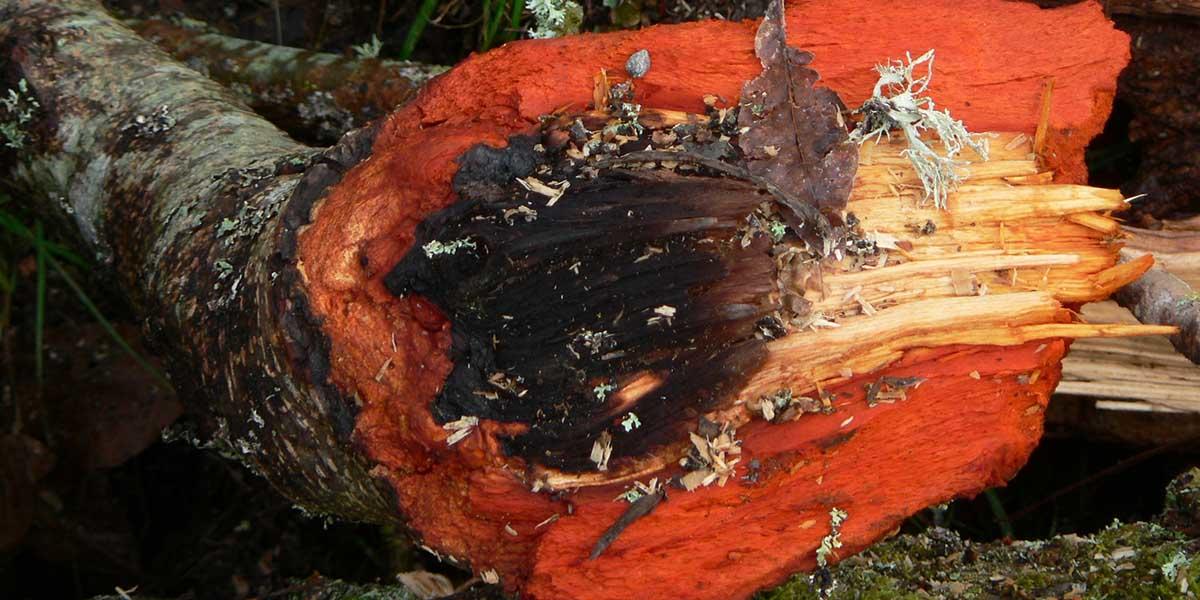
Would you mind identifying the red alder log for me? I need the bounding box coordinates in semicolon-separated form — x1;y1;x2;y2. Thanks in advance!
1;1;1170;599
291;1;1154;599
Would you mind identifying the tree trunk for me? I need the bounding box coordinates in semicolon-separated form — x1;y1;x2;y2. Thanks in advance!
1;0;398;524
0;1;1172;599
126;17;446;144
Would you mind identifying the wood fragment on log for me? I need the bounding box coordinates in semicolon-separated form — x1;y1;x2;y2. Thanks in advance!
0;0;1171;599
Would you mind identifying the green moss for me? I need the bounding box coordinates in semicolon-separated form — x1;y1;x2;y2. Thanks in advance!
756;522;1199;599
285;579;417;600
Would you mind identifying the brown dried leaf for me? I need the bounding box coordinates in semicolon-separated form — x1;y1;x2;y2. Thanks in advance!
738;0;858;237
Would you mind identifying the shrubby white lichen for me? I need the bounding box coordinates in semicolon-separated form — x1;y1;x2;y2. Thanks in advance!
815;507;848;568
593;382;615;401
422;237;476;258
0;79;39;150
526;0;583;39
620;412;641;431
849;50;989;209
1162;550;1191;585
352;34;383;59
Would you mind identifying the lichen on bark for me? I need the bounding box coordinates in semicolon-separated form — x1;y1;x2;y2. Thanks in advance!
0;0;399;523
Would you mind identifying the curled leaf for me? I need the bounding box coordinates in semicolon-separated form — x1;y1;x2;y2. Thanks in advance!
737;0;858;246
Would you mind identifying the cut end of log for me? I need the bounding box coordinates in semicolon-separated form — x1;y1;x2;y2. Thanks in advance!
291;1;1141;598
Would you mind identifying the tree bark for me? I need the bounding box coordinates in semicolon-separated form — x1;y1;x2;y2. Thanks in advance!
0;0;400;524
1114;250;1200;364
0;1;1170;599
126;17;446;144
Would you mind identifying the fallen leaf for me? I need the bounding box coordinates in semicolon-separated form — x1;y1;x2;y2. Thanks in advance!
738;0;858;243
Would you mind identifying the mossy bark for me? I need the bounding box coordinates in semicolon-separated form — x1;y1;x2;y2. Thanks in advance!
0;0;397;523
127;18;446;144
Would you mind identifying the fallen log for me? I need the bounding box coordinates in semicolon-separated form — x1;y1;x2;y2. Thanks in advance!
126;17;446;144
0;0;1171;599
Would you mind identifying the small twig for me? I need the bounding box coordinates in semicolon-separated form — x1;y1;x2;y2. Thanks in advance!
1032;79;1054;163
589;488;664;559
1113;249;1200;364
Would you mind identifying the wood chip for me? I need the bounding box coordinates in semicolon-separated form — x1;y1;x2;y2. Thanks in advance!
590;431;613;471
535;513;560;529
396;571;455;599
374;357;393;382
443;416;478;446
517;176;570;206
950;269;976;296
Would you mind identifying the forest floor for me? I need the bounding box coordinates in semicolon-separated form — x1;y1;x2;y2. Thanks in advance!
1;1;1198;599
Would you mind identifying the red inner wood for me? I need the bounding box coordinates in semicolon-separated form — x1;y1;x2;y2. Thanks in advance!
295;1;1128;597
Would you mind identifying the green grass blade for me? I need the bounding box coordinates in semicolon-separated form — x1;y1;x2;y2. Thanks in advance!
0;210;89;268
504;0;525;43
984;488;1014;539
33;222;46;385
481;0;495;50
48;254;171;389
398;0;440;60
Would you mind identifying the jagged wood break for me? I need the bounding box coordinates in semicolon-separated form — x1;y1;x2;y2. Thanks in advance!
382;0;860;476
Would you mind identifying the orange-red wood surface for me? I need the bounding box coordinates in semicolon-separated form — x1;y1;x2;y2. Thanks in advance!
296;1;1128;597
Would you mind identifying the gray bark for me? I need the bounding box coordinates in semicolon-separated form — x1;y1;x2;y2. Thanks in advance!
1115;250;1200;365
0;0;397;523
127;17;446;144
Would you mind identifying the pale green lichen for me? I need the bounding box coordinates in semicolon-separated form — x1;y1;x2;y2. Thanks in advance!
422;237;476;258
615;478;660;503
214;259;234;278
527;0;583;39
1163;550;1191;581
593;382;615;401
767;218;788;242
1;79;39;150
849;50;989;210
620;412;641;431
1178;291;1200;308
616;487;643;503
352;35;383;59
816;507;848;568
